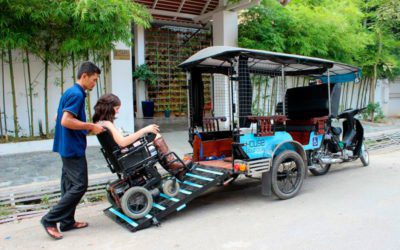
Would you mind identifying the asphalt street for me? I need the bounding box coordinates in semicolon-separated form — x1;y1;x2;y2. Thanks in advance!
1;150;399;250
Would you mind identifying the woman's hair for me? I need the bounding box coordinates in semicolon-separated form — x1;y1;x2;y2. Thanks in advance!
92;93;121;123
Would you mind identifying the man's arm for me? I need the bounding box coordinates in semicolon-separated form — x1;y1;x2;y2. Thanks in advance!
61;111;104;134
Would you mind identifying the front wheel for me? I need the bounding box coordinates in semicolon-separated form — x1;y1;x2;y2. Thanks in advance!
360;143;369;166
271;151;305;200
120;186;153;219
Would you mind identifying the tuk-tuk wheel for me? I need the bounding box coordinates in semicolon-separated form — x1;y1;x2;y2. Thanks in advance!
121;186;153;219
271;150;305;200
360;143;369;167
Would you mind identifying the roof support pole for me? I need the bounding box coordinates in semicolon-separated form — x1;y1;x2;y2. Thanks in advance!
281;65;286;116
134;24;146;119
328;69;331;116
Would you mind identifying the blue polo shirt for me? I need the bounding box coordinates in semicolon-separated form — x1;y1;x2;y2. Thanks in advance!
53;83;88;157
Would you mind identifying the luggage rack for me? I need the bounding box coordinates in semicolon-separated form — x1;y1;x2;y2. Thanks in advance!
104;164;231;232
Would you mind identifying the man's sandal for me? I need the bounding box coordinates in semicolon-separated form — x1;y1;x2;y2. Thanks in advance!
40;218;63;240
60;221;89;232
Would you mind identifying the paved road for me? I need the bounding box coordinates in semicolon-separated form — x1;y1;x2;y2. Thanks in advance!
1;151;399;250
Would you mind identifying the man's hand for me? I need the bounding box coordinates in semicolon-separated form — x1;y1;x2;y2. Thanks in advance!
90;123;104;135
61;112;104;134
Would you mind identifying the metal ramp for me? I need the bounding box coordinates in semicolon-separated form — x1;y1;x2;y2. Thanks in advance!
104;164;231;232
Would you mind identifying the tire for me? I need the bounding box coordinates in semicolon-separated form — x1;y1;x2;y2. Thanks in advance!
310;143;331;176
162;178;180;197
120;186;153;219
271;150;305;200
310;163;331;176
360;143;369;167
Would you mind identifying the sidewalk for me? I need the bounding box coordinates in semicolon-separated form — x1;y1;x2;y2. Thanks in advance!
0;117;399;189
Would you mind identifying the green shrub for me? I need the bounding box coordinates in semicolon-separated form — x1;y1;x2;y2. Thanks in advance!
362;102;385;122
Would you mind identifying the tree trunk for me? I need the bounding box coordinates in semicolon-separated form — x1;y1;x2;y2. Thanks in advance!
349;81;355;109
356;79;363;108
72;53;76;82
25;50;34;136
370;65;377;121
8;48;19;138
102;58;107;93
23;52;31;137
363;77;370;108
60;61;64;95
269;77;275;115
342;83;347;109
262;76;268;116
44;55;49;136
1;50;7;141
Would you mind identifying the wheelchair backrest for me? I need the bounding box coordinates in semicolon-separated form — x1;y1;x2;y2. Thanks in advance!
96;128;123;173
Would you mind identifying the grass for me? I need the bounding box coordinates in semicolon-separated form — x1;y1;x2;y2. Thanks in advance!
0;134;54;144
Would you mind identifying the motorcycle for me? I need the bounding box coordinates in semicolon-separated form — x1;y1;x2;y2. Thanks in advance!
309;108;370;176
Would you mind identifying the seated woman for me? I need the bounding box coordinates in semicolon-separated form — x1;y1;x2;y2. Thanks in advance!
92;93;190;177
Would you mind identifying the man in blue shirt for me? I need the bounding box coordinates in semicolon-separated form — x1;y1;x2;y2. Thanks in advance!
41;62;104;240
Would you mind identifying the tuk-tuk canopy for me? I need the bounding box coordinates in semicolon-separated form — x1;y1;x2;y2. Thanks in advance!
179;46;361;83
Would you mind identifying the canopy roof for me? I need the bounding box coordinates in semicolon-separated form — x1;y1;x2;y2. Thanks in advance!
179;46;361;82
135;0;259;27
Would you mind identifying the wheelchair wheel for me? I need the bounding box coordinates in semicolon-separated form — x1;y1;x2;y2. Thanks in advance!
271;150;305;200
162;178;180;197
120;186;153;219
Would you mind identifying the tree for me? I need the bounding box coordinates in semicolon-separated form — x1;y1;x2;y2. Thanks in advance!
0;0;33;138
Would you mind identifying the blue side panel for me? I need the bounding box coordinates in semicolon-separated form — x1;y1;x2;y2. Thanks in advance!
240;132;293;159
303;132;323;150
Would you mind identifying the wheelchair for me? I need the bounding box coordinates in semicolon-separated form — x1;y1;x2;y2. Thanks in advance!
97;129;185;219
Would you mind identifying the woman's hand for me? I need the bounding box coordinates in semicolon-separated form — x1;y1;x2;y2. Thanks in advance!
142;124;160;135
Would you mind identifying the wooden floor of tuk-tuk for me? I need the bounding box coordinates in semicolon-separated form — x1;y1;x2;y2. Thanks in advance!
196;159;233;171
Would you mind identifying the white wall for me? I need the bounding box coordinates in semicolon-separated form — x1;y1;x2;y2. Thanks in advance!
0;50;109;137
388;79;400;117
110;41;135;133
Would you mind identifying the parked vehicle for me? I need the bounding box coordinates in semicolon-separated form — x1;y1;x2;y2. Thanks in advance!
97;46;367;232
309;107;369;176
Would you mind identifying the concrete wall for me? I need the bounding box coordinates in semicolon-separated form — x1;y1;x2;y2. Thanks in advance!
388;78;400;117
0;50;110;137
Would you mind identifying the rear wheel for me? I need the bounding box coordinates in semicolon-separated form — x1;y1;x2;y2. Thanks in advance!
310;163;331;176
310;143;331;176
121;186;153;219
271;151;305;200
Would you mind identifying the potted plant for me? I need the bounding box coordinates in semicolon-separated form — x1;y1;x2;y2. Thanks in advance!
164;104;171;118
133;64;157;118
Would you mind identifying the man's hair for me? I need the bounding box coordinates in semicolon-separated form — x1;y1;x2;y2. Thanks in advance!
77;61;101;79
